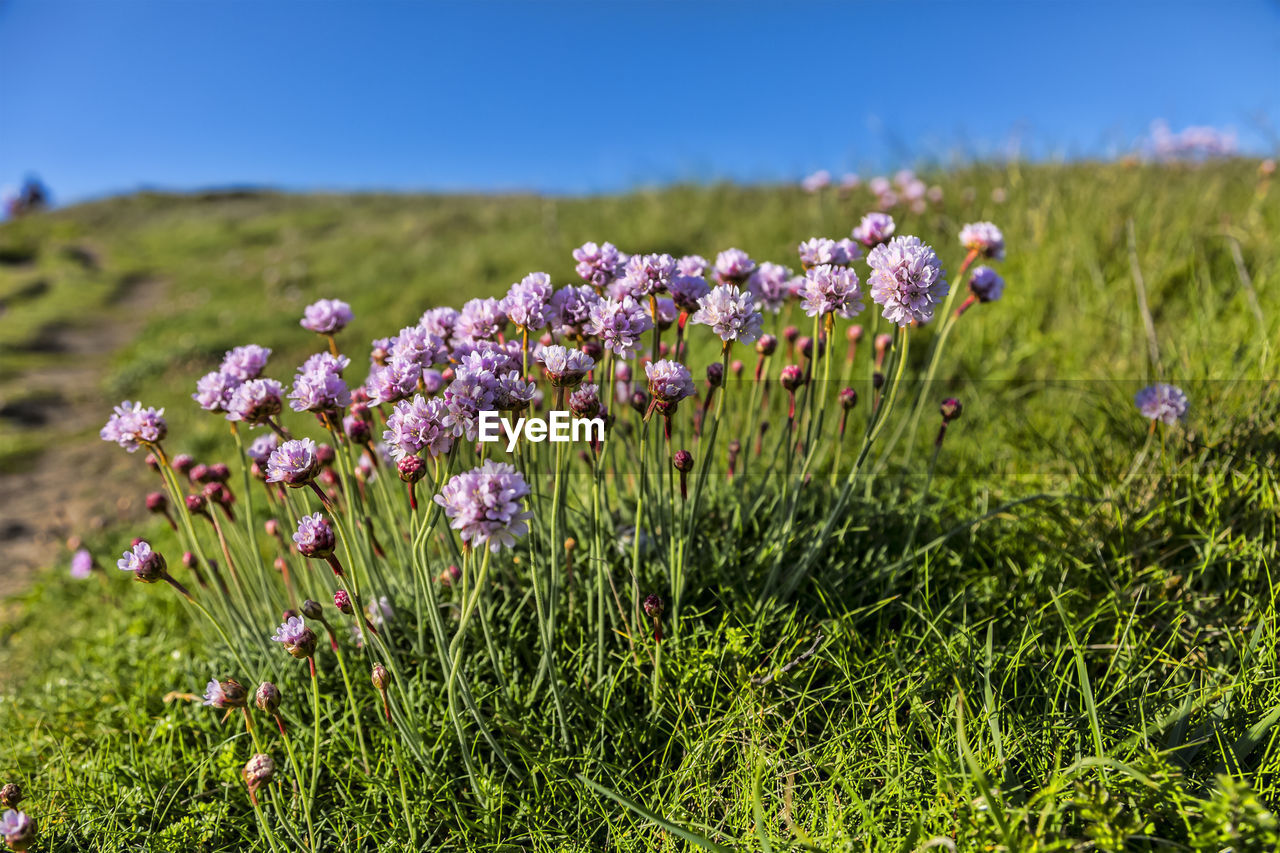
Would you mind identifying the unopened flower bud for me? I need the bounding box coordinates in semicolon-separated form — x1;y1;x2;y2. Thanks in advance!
182;551;197;570
264;519;279;537
783;325;799;344
643;593;664;618
582;340;603;361
371;662;390;691
731;359;744;378
672;450;694;473
316;443;336;466
344;415;371;444
145;453;160;472
334;589;353;614
780;365;803;392
755;334;777;356
630;390;649;414
185;494;208;515
0;783;22;810
872;372;885;390
172;454;195;475
397;455;426;484
301;599;324;620
255;682;281;713
798;336;813;358
706;363;724;387
615;363;632;383
208;463;231;482
940;398;962;422
847;325;864;343
145;491;167;513
840;388;858;410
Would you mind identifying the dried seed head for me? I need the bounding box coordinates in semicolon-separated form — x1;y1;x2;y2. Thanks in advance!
0;784;21;810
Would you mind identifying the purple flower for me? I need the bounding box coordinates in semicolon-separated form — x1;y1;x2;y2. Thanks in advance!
365;362;420;406
293;513;336;557
800;265;865;319
537;345;595;388
645;360;695;403
1;809;35;851
450;339;521;373
573;241;624;289
494;371;537;412
434;460;534;552
1135;383;1188;425
798;238;859;269
193;370;238;413
654;297;678;330
220;345;272;382
265;438;320;486
225;378;284;424
690;284;763;345
676;255;708;277
454;297;506;343
100;401;167;452
419;306;460;341
801;170;831;193
669;269;711;313
960;221;1006;260
502;272;557;331
289;365;350;413
747;262;794;313
302;351;350;376
272;615;317;658
384;395;455;460
70;548;93;579
866;236;949;326
584;295;654;358
852;212;896;248
549;284;603;338
203;677;247;708
714;248;757;285
619;253;676;298
569;383;602;418
370;336;396;366
247;433;280;465
442;372;497;440
388;325;446;374
117;540;165;582
300;298;353;334
968;266;1005;303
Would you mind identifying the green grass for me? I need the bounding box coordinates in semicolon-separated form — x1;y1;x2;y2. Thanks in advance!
1;161;1279;851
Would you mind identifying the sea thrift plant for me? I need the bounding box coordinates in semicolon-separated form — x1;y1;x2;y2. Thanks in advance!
1135;383;1189;425
300;298;353;334
866;236;949;326
434;461;533;552
690;284;763;346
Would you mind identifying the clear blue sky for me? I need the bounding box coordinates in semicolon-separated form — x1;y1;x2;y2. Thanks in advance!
1;1;1277;203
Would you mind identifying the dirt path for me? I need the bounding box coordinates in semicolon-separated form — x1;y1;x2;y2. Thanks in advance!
0;276;166;598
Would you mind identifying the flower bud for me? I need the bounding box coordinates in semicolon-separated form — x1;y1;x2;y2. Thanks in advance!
780;365;803;392
203;481;233;505
439;564;462;586
783;325;799;344
255;682;281;713
755;334;777;356
731;359;744;378
344;414;371;445
0;783;22;809
706;363;724;387
872;371;885;390
630;390;649;415
185;494;208;515
798;336;813;359
264;519;279;537
208;463;231;482
172;454;195;476
615;362;632;383
940;398;962;422
582;340;603;362
334;589;353;614
397;455;426;484
144;453;160;472
182;551;197;570
145;491;167;513
839;388;858;410
672;450;694;473
188;463;210;484
316;443;336;466
847;324;863;343
371;662;390;691
643;593;664;619
301;599;324;620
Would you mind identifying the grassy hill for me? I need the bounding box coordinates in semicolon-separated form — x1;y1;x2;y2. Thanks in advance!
0;162;1278;850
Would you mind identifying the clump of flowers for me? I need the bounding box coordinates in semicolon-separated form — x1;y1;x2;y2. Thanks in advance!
852;212;895;248
265;438;321;486
585;296;653;357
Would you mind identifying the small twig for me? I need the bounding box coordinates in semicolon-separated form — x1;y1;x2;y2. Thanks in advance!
751;632;824;685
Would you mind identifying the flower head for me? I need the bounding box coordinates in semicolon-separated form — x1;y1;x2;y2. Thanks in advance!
193;370;238;413
619;253;676;298
967;266;1005;303
100;401;167;452
568;383;602;419
300;298;353;334
388;325;447;374
247;433;280;465
203;677;248;709
272;615;317;658
365;362;420;406
0;809;35;852
747;262;794;313
537;345;595;388
220;345;272;382
454;297;507;343
434;460;534;552
225;378;284;424
714;248;756;285
502;272;557;331
293;513;336;558
585;296;654;358
1135;383;1188;425
384;395;454;460
549;284;602;337
441;371;497;440
798;237;859;269
265;438;321;486
866;236;949;326
668;269;711;313
800;265;865;319
690;284;763;345
419;306;460;341
573;241;625;289
645;359;695;404
960;221;1006;260
70;548;93;579
852;212;896;248
289;363;350;414
117;540;165;583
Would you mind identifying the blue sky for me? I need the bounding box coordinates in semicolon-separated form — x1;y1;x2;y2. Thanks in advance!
1;1;1277;203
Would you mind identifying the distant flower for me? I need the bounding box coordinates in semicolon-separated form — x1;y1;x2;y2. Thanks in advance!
366;596;393;628
384;395;454;460
690;284;763;345
247;433;280;465
839;173;860;190
1135;383;1188;425
585;295;654;358
272;615;317;658
801;170;831;193
801;265;865;318
70;548;93;579
502;272;557;331
646;359;695;403
220;345;272;382
265;438;320;486
454;297;507;343
225;378;284;425
714;248;756;285
959;221;1006;260
746;262;793;313
619;253;676;298
866;236;949;326
293;513;336;558
193;370;238;413
798;237;858;269
676;255;708;277
300;298;353;334
669;268;711;313
117;540;165;583
100;401;167;452
203;677;247;709
573;241;625;289
549;284;602;337
851;213;894;249
538;345;594;388
968;266;1005;302
434;460;533;552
